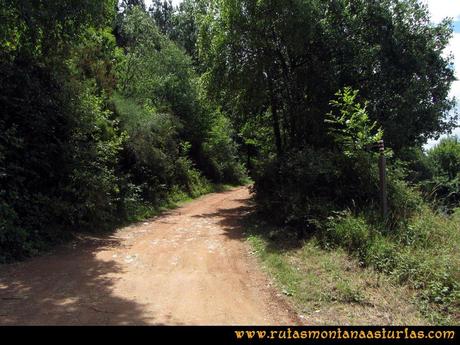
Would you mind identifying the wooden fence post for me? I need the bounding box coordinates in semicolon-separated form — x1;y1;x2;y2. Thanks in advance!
378;140;388;220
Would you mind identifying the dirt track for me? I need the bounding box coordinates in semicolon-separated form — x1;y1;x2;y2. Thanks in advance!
0;187;298;325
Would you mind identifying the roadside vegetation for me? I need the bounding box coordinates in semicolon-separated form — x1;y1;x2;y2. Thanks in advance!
1;0;459;324
245;198;459;325
0;1;246;262
245;216;427;325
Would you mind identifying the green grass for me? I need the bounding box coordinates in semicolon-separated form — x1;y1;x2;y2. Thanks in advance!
244;215;427;325
321;207;460;325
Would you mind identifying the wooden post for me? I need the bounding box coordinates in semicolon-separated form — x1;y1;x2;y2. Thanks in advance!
378;140;388;220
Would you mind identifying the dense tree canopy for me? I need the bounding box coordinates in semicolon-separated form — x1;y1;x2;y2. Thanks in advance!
200;0;456;153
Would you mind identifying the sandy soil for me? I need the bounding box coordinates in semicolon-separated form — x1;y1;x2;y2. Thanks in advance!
0;187;299;325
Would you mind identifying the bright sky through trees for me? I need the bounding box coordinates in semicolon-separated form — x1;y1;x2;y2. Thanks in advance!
145;0;182;8
424;0;460;146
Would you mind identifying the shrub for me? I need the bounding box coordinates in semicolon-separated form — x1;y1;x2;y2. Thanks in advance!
423;136;460;211
324;212;371;254
322;204;460;322
385;169;424;230
364;235;398;274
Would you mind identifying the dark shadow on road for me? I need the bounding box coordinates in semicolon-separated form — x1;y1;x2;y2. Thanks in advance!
192;196;304;253
192;204;253;241
0;236;153;325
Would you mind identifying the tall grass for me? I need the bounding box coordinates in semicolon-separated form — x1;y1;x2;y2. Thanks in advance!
322;206;460;324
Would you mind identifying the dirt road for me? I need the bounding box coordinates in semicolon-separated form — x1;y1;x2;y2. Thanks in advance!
0;187;298;325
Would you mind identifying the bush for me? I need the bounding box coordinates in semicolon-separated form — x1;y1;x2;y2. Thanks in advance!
324;212;371;254
113;94;189;203
364;235;398;274
423;136;460;211
63;81;125;230
385;168;424;230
